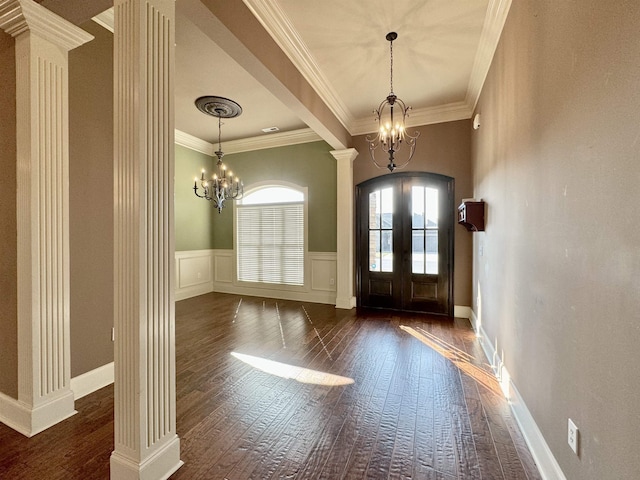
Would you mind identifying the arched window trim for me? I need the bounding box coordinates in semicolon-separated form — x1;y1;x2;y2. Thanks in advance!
239;180;306;204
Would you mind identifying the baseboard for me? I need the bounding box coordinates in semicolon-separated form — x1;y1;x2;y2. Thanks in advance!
0;390;76;437
0;392;31;436
471;310;567;480
70;362;115;400
175;282;214;301
454;305;472;319
110;435;183;480
212;282;337;305
335;296;356;310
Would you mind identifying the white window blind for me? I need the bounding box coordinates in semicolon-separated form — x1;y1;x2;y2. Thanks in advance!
237;202;304;286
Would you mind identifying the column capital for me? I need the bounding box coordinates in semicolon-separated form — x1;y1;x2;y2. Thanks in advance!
330;148;359;163
0;0;93;50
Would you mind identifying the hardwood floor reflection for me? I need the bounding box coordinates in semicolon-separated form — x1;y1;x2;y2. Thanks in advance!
0;292;541;479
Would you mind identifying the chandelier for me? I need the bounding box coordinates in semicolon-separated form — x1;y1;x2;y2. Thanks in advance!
193;96;244;213
366;32;420;172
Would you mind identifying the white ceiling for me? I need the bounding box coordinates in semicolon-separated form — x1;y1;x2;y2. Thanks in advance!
90;0;509;148
174;10;307;145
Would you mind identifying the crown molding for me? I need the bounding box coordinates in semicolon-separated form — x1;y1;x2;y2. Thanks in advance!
0;0;93;50
92;7;114;33
175;128;323;156
242;0;354;131
408;101;474;128
223;128;323;154
174;129;215;156
244;0;512;133
97;0;511;148
465;0;512;112
350;101;473;136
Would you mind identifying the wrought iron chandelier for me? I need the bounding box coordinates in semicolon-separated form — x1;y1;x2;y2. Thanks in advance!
366;32;420;172
193;96;244;213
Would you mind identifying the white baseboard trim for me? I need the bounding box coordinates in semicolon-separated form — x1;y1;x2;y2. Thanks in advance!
454;305;472;319
0;392;31;436
0;390;76;437
212;282;337;305
110;434;183;480
70;362;115;400
471;310;567;480
335;295;356;310
175;282;214;302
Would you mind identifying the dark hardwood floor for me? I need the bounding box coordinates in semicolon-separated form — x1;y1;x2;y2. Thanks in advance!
0;293;541;479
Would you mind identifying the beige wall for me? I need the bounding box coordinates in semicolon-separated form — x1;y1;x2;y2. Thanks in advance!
0;30;18;398
68;21;114;376
352;119;474;307
472;1;640;478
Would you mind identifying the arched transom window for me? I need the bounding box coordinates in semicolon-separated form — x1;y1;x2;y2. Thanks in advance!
236;184;306;286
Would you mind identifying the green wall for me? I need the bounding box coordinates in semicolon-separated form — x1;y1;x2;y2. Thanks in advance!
175;144;217;251
175;141;337;252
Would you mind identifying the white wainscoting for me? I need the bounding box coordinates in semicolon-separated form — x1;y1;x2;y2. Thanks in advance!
175;250;215;301
470;310;566;480
175;249;338;305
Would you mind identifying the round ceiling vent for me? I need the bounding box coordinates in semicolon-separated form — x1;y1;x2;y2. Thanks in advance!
195;96;243;118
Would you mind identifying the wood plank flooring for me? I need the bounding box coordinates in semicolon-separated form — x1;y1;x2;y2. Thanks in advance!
0;293;541;479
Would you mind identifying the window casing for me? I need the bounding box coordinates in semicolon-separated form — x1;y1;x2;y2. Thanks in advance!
235;184;307;287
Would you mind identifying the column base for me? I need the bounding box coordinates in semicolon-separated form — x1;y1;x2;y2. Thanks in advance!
0;388;76;437
110;435;183;480
335;295;356;310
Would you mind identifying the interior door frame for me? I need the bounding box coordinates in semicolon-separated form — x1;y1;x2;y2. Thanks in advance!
355;171;455;316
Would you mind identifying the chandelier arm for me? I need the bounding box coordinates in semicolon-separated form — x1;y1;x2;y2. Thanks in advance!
193;186;207;199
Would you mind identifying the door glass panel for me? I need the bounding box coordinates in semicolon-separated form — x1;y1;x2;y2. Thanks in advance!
381;188;393;228
381;230;393;272
369;230;380;271
369;187;393;272
369;191;380;229
412;186;439;274
426;230;438;274
412;186;424;228
426;187;438;227
412;230;425;273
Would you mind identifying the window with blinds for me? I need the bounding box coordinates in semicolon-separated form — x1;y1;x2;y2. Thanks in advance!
236;188;305;286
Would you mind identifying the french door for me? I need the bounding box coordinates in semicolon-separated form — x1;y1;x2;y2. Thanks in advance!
356;173;454;315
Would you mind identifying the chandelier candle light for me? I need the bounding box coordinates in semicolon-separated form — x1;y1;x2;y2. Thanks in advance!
193;96;244;213
366;32;420;172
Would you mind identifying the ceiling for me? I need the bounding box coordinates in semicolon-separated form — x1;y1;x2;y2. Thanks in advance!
42;0;511;149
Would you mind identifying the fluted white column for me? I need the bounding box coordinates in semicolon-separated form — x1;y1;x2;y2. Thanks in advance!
111;0;182;478
0;0;92;437
330;148;358;309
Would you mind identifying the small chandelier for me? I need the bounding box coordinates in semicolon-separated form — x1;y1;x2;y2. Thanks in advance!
366;32;420;172
193;96;244;213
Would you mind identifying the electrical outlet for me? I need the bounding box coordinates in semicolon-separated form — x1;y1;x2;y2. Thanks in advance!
568;418;579;455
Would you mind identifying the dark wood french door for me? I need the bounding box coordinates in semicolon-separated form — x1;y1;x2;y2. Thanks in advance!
356;173;454;315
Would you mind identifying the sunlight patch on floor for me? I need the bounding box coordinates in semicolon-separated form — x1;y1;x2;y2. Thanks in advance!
231;352;354;386
399;325;503;396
